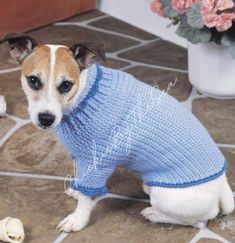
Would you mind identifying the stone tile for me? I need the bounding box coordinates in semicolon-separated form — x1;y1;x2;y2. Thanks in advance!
0;116;15;138
125;66;191;101
107;168;147;198
0;71;28;119
0;176;75;243
0;124;73;176
207;211;235;243
192;98;235;144
118;40;187;70
197;239;221;243
28;25;139;53
221;148;235;191
89;17;156;40
100;58;130;69
0;42;19;70
65;10;105;22
64;198;198;243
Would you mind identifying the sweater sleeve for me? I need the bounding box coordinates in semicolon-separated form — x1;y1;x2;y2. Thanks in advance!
70;156;115;197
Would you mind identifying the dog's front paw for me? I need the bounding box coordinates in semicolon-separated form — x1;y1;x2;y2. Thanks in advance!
56;213;89;232
64;188;79;200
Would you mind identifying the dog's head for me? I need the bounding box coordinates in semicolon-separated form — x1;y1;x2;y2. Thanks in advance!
1;33;105;130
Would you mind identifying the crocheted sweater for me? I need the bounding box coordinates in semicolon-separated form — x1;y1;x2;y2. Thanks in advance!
55;64;226;197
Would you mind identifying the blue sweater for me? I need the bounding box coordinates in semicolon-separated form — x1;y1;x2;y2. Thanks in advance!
55;64;226;196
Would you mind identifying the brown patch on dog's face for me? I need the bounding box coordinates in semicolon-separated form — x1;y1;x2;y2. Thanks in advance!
54;47;81;108
20;45;50;101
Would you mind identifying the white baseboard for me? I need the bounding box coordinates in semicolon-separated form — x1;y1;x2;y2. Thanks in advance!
97;0;187;48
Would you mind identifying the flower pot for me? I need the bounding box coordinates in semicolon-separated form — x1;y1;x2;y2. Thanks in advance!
188;42;235;99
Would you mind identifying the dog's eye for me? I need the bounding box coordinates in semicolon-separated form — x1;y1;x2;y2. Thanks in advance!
26;76;42;90
58;81;74;94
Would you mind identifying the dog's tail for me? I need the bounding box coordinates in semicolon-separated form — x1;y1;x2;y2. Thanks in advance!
219;176;234;215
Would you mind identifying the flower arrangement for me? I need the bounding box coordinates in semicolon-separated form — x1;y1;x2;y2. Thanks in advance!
151;0;235;57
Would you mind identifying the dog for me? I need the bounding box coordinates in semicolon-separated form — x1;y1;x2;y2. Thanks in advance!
1;33;234;233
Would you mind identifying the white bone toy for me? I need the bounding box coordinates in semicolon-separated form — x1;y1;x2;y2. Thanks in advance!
0;95;6;114
0;217;25;243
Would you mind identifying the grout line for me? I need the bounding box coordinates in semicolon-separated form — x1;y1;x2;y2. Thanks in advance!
0;171;65;180
188;227;231;243
53;232;69;243
111;55;188;73
57;14;109;26
54;22;150;44
0;118;30;147
94;193;150;203
0;66;20;74
4;113;30;123
71;14;109;25
104;193;150;203
119;63;135;71
110;39;159;55
217;143;235;149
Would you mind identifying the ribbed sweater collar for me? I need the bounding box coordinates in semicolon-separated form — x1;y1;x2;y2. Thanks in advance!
59;63;115;126
74;64;103;108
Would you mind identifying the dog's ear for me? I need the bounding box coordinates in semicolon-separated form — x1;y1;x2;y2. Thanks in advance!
70;42;105;70
0;33;37;63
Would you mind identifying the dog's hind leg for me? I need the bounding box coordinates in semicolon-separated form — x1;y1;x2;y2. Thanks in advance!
141;206;194;226
142;175;230;228
219;176;234;215
141;206;207;228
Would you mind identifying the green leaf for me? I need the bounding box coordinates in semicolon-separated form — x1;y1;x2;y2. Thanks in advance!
161;0;179;18
221;33;235;58
186;3;204;29
176;16;211;44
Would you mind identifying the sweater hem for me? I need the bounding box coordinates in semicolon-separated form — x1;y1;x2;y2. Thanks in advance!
145;160;227;188
70;181;107;196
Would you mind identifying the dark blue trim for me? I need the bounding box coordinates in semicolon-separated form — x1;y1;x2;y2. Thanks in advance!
70;180;107;196
146;160;227;188
62;63;102;118
78;64;103;111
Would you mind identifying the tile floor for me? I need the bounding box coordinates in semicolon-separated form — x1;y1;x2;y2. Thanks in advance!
0;10;234;243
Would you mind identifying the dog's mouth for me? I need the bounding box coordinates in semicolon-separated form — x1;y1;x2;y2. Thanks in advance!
35;119;61;131
37;124;54;130
35;120;58;130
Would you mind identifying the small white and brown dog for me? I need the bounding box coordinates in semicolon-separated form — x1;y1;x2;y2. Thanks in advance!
1;33;234;233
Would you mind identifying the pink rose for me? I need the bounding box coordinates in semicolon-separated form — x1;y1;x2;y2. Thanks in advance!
150;0;165;17
201;0;235;32
171;0;198;13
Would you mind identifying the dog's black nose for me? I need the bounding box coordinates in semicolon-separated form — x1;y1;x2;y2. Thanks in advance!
38;112;55;127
